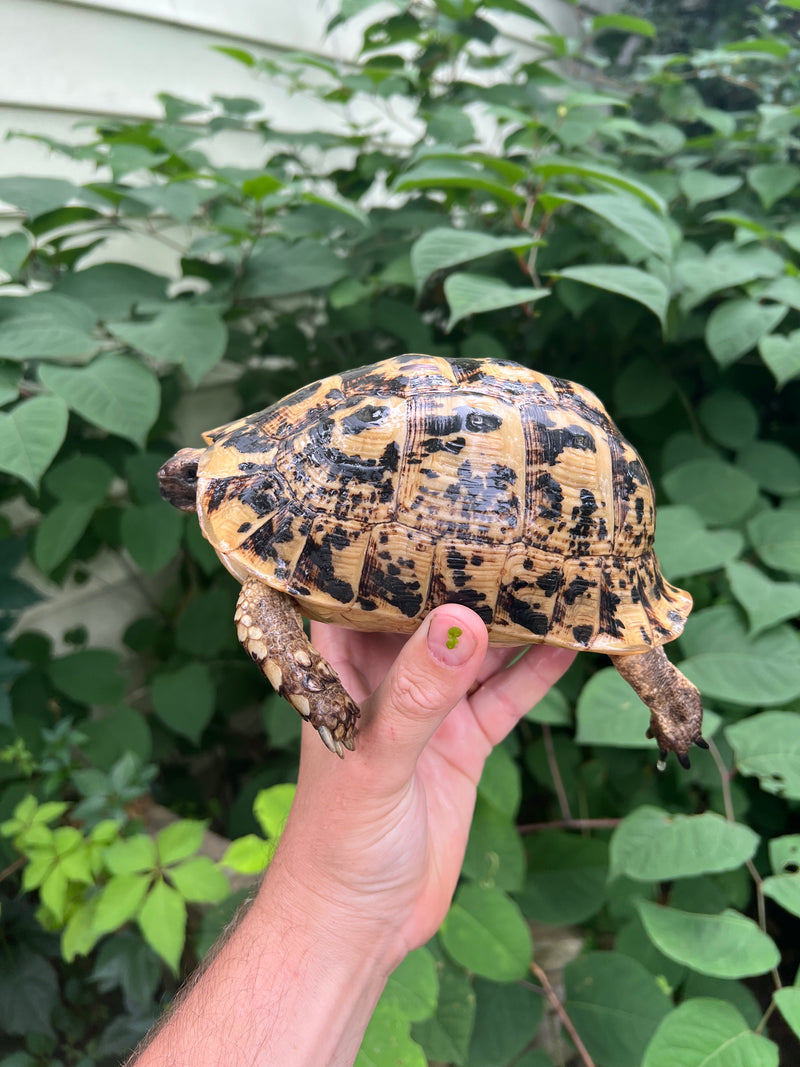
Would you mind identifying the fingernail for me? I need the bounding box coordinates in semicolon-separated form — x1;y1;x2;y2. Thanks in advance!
427;614;477;666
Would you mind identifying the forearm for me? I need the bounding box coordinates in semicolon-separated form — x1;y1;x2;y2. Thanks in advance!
131;859;396;1067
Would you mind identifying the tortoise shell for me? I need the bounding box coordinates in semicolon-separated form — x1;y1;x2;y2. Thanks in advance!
194;354;691;654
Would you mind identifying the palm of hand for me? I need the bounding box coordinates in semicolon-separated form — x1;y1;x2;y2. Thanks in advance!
279;616;574;960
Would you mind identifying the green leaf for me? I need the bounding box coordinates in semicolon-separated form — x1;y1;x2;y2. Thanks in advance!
526;685;571;725
94;874;151;935
39;353;160;447
748;507;800;574
553;192;672;260
238;238;349;298
769;833;800;874
32;501;95;574
592;13;656;35
565;952;671;1067
550;265;669;325
737;440;800;497
45;454;114;503
53;263;168;319
636;901;780;978
465;979;543;1067
576;667;652;750
109;305;228;386
762;872;800;919
176;587;235;656
677;246;784;308
105;835;157;875
532;158;666;212
253;783;297;839
221;833;273;874
655;506;743;580
138;878;186;973
410;959;474;1063
662;460;759;526
0;293;99;362
682;623;800;707
476;744;520;817
0;395;69;490
679;171;743;207
705;299;787;367
168;856;229;903
0;948;59;1038
609;807;758;882
0;232;31;277
50;649;125;706
444;273;549;329
747;163;800;209
726;711;800;800
644;998;778;1066
516;832;608;924
121;503;184;573
613;357;673;417
392;160;524;205
157;819;205;866
759;331;800;387
773;988;800;1043
0;362;20;406
440;884;532;981
356;999;426;1067
463;797;525;890
383;948;438;1023
0;176;94;218
410;228;537;291
151;662;215;744
426;105;475;146
727;561;800;636
698;389;759;449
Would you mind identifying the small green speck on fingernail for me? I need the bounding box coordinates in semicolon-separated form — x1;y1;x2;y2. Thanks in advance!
446;626;463;650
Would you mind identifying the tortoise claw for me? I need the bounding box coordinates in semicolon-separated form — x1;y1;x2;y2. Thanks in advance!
677;751;692;770
694;737;710;751
318;725;345;759
656;747;668;772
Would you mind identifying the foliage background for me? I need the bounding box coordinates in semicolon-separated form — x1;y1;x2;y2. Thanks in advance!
1;0;800;1063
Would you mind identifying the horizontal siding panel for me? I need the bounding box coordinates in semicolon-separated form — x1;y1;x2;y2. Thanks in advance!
52;0;366;55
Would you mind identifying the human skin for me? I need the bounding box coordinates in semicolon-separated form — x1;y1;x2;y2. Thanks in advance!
130;604;575;1067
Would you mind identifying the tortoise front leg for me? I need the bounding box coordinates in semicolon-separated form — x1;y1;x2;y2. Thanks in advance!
234;578;359;757
610;646;707;770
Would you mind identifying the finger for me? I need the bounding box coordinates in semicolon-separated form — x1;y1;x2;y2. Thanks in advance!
357;604;489;785
470;644;576;747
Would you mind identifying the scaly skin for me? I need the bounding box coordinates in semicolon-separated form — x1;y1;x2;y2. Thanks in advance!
611;646;707;769
234;577;359;757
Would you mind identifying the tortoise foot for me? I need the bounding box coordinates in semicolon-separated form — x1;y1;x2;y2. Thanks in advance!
235;578;360;755
611;647;704;771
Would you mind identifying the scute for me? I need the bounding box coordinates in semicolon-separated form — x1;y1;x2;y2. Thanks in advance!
195;354;691;655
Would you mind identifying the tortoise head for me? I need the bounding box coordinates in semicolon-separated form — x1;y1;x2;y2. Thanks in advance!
158;448;204;512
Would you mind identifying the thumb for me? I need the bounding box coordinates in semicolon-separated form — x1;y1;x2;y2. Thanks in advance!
358;604;489;778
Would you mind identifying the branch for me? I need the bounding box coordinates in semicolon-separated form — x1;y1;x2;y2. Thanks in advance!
519;817;621;835
531;960;596;1067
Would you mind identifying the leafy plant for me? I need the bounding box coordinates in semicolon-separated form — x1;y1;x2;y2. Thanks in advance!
2;0;800;1063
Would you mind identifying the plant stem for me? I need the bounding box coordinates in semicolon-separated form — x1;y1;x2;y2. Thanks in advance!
542;724;572;822
531;960;596;1067
518;817;621;834
708;738;783;991
0;857;24;883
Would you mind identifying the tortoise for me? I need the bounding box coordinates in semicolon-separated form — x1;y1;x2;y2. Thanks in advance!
158;354;706;768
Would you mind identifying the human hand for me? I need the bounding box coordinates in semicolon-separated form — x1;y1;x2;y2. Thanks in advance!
269;604;576;969
131;606;575;1067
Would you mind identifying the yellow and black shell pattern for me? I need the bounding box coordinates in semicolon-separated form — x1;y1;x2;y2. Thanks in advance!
196;354;691;654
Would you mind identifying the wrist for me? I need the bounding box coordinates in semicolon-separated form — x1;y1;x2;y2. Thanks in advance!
260;835;409;973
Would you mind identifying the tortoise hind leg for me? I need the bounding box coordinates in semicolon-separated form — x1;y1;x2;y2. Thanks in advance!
610;646;706;770
235;578;359;757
